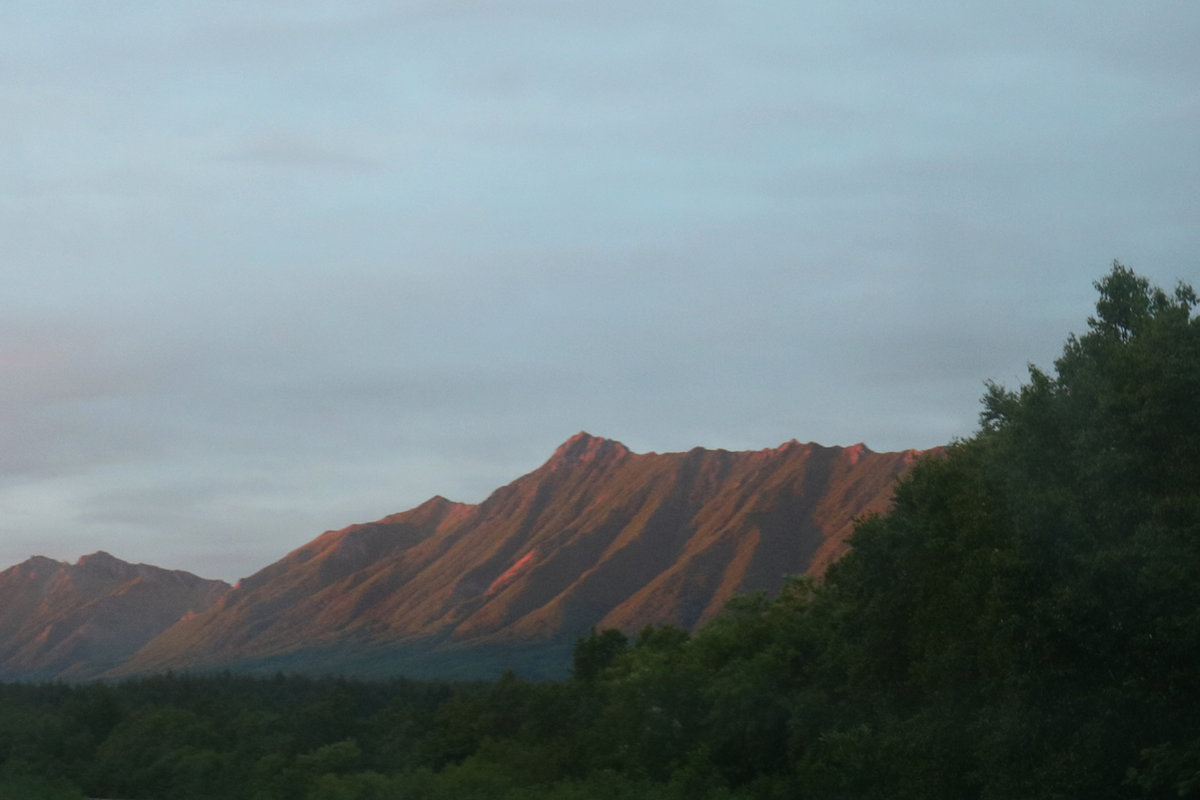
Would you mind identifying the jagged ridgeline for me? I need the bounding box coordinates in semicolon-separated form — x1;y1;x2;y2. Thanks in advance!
1;436;928;682
0;553;228;682
108;436;926;680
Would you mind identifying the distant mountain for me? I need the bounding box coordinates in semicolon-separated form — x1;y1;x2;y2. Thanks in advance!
0;552;228;681
114;433;934;680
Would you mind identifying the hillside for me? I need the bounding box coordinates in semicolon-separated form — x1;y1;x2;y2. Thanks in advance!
115;434;929;679
0;552;229;681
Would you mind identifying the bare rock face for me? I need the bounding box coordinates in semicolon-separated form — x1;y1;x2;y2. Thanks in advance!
0;552;229;681
117;433;935;680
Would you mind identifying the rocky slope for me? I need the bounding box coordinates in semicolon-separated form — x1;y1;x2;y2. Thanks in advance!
115;433;933;680
0;552;229;681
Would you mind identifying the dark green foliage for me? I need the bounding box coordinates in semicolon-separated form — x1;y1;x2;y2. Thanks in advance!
0;760;84;800
571;627;629;682
0;264;1194;798
797;262;1200;799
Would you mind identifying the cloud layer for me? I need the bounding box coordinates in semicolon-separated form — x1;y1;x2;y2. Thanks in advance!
2;2;1197;579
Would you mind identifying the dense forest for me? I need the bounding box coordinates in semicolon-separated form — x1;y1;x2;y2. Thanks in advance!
1;264;1196;799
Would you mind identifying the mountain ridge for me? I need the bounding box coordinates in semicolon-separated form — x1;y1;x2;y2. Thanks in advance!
111;434;934;680
0;552;229;681
0;434;935;682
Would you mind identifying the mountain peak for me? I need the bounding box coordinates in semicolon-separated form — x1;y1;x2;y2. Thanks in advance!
74;550;139;580
76;551;123;568
548;432;631;468
418;494;456;510
395;494;472;526
7;555;65;579
0;552;230;681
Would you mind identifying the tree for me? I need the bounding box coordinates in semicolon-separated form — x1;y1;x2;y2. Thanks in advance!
571;628;629;683
797;263;1200;798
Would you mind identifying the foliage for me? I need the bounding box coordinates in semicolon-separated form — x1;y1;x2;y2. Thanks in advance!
571;627;629;682
799;262;1200;798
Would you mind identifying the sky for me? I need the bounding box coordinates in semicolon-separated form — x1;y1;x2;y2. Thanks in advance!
2;2;1197;582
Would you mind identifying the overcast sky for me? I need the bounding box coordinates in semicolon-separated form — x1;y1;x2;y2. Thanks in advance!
2;2;1196;581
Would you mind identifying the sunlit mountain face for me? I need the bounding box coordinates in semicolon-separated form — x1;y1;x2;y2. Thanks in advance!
0;551;228;681
107;433;934;681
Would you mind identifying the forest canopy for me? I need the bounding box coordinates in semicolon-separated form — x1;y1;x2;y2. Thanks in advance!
0;263;1196;799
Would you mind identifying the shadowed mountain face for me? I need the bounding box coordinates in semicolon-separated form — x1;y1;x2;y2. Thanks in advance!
0;552;229;681
115;433;932;680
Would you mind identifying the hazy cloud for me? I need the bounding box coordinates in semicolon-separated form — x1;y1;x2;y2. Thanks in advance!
0;2;1196;580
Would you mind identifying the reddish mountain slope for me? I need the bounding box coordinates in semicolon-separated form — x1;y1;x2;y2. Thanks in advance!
0;552;229;681
118;434;932;679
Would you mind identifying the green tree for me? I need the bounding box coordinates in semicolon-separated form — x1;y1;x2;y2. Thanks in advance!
795;263;1200;799
0;760;84;800
571;628;629;683
90;707;224;799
